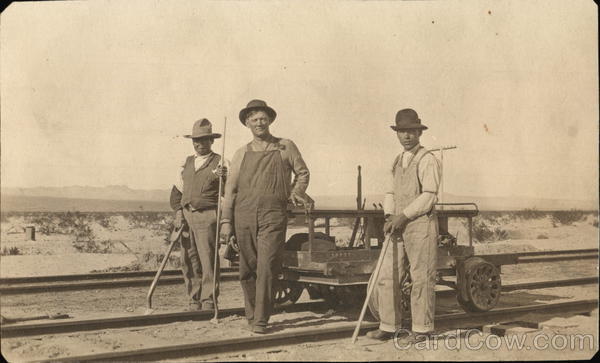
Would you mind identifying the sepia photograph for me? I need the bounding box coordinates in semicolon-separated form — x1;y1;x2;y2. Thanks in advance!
0;0;598;361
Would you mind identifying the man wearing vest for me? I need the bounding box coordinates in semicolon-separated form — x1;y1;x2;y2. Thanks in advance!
366;108;441;343
220;99;310;334
170;118;226;311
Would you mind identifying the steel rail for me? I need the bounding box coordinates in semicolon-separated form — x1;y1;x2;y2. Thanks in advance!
1;249;595;296
0;272;239;295
0;267;239;285
2;276;596;338
2;248;594;287
0;301;326;338
29;299;598;362
516;255;598;263
505;248;598;257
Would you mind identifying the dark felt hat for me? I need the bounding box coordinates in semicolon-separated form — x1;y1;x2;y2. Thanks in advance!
390;109;428;131
239;99;277;125
184;119;222;139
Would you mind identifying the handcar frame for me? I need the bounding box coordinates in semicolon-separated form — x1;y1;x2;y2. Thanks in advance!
278;202;504;313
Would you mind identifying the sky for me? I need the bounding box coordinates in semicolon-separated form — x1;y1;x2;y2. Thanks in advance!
1;0;598;202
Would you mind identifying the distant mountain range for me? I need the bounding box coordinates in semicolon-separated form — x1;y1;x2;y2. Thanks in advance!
2;185;167;202
1;185;597;212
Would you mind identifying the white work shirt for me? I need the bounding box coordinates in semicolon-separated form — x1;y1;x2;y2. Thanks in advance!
383;144;441;219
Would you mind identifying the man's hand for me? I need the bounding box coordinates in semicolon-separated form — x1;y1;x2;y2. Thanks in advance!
174;209;184;229
219;222;233;243
289;191;314;208
214;165;228;177
227;235;239;252
383;213;410;234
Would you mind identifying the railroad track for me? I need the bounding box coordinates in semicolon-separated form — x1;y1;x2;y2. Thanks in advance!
26;298;598;362
0;269;239;295
487;248;599;264
2;276;596;338
1;249;596;295
0;268;235;284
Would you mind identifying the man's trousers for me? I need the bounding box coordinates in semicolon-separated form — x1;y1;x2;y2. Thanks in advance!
181;208;220;304
369;214;438;333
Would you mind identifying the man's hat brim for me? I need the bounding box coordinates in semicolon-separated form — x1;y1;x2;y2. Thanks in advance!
390;124;428;131
239;107;277;125
183;133;222;139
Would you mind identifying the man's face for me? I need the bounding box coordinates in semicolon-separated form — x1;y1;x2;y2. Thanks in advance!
192;137;214;155
396;129;422;150
245;110;272;137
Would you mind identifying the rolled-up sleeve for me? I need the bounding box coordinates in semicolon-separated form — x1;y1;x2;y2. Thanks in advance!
221;147;245;221
170;161;186;211
402;153;441;219
289;141;309;194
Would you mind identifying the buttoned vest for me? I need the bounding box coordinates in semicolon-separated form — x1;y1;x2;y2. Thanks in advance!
180;153;221;210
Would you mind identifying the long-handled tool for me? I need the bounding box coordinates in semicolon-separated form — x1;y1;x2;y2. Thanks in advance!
348;166;363;247
211;116;228;324
351;233;392;343
144;225;184;315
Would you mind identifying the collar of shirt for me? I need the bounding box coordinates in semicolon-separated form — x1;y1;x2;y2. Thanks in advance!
250;135;282;151
194;152;213;171
400;143;421;166
405;143;421;154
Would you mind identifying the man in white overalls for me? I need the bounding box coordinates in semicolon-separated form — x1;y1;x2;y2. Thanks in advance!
366;108;441;342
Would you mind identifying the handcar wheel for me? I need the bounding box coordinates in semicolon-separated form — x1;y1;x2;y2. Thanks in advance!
367;294;380;321
457;257;501;312
274;281;304;306
367;270;412;320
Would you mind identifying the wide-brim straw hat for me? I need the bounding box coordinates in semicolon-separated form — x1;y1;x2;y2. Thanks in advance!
390;108;428;131
184;118;222;139
239;99;277;125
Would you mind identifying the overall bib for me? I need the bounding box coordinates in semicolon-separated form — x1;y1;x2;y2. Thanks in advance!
234;143;289;327
369;147;439;333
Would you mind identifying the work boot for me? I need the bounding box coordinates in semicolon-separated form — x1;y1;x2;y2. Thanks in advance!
365;329;394;341
252;325;267;334
201;300;215;311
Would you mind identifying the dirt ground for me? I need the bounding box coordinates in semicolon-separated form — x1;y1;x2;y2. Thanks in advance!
0;211;598;361
1;285;597;361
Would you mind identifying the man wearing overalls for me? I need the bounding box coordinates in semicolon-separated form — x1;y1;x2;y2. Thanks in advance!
367;108;441;342
220;99;310;334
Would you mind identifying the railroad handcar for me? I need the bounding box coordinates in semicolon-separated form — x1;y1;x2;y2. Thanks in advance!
276;203;504;315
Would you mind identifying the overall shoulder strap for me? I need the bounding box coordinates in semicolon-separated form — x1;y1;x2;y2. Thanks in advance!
415;148;434;184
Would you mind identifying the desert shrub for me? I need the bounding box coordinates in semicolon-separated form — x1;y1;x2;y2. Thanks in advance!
71;220;112;253
537;234;549;239
90;213;115;230
0;246;21;255
593;220;599;228
471;219;494;242
550;210;586;226
124;212;170;230
25;214;56;235
492;226;509;241
470;219;510;243
516;208;548;220
141;251;180;268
